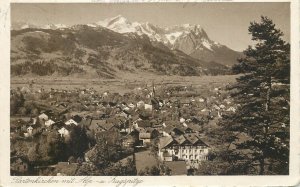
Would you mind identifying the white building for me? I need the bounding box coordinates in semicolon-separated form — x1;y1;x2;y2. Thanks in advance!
45;119;55;127
38;113;49;121
58;127;70;138
65;119;78;126
158;134;210;162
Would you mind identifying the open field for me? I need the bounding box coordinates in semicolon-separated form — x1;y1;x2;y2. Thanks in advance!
11;74;240;94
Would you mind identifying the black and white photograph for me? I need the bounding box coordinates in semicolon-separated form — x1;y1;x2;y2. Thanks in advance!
4;0;297;181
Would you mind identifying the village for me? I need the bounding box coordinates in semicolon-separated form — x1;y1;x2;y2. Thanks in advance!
10;80;238;176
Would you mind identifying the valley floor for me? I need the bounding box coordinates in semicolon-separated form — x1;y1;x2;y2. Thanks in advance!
11;74;239;94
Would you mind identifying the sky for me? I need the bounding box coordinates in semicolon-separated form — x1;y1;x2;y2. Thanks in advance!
11;3;290;51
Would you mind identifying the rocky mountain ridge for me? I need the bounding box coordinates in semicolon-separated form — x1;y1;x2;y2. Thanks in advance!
11;26;229;78
12;15;242;67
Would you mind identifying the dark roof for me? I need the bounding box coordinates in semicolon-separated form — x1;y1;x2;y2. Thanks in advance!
184;133;199;144
89;120;106;131
139;133;151;139
164;161;187;175
174;135;186;144
145;128;159;134
107;116;126;125
163;125;174;134
72;115;82;123
100;122;116;131
139;113;150;120
136;120;151;128
163;121;180;133
194;138;209;147
40;110;53;116
63;125;73;131
151;98;159;105
183;126;193;132
52;121;65;129
79;118;92;127
122;110;131;115
159;136;174;149
172;127;185;135
160;133;209;147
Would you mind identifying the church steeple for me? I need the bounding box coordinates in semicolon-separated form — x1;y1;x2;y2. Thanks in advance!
152;81;155;98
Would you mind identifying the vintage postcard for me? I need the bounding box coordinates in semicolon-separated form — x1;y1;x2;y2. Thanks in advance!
0;0;299;186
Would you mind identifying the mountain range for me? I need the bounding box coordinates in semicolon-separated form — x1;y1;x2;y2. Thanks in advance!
11;15;243;78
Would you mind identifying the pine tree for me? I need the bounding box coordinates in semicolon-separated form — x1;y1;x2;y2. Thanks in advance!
219;16;290;175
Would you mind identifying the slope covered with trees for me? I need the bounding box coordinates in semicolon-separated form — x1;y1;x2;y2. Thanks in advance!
11;26;230;78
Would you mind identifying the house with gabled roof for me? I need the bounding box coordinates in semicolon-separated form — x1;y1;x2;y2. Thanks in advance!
58;126;71;139
65;119;78;126
174;135;186;145
158;133;210;162
139;132;151;145
89;119;118;135
45;119;55;128
64;114;83;126
162;123;194;137
24;125;34;138
89;119;107;134
72;115;82;124
135;120;151;128
52;121;65;130
100;121;117;131
38;113;49;122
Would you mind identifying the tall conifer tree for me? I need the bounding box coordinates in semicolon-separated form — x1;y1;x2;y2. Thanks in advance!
219;16;290;175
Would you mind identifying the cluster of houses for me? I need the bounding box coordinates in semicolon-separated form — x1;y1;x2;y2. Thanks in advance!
11;83;238;175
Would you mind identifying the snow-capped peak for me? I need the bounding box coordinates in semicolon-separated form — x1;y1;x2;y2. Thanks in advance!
109;15;129;24
92;16;219;50
96;15;129;27
96;15;139;33
12;16;221;53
